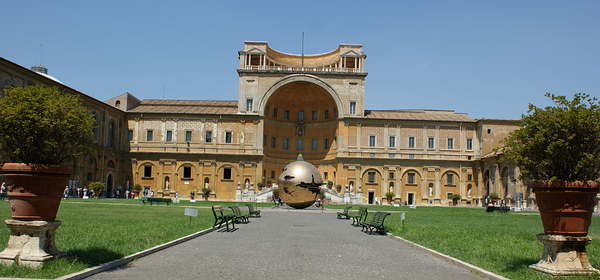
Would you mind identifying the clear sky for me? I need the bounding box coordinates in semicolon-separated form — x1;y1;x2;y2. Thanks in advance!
1;1;598;119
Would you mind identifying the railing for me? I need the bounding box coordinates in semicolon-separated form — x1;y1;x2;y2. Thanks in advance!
240;65;364;73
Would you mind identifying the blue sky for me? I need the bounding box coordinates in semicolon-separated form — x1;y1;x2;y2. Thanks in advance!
1;1;598;119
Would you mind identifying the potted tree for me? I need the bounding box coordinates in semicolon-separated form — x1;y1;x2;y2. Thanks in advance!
385;191;394;205
201;187;211;201
133;184;143;198
451;194;461;206
0;86;94;220
88;182;105;199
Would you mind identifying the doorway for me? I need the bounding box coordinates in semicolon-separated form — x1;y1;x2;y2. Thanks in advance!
106;174;113;198
407;193;415;206
368;191;374;204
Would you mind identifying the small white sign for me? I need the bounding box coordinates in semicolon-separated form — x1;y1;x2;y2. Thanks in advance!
400;212;406;221
184;208;198;217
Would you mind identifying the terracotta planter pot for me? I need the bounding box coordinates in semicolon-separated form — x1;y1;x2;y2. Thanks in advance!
532;180;599;236
0;163;71;221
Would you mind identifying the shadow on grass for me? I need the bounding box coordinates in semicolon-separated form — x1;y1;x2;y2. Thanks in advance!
501;256;538;273
64;247;124;266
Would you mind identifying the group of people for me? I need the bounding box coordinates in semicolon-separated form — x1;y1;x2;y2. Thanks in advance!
62;185;138;199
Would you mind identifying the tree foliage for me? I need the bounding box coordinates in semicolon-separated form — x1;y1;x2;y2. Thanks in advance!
0;86;95;164
502;93;600;181
88;181;105;198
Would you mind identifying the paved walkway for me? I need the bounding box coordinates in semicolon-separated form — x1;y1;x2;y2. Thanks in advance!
89;211;484;280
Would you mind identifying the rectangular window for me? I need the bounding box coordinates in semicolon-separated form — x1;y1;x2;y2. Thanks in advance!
165;130;173;142
324;172;328;180
205;131;212;143
447;138;454;149
271;170;275;178
311;138;318;150
297;111;304;121
447;173;454;185
284;110;290;120
146;130;153;142
271;136;276;148
428;137;435;149
223;168;232;180
128;129;133;141
389;172;395;180
350;101;356;115
183;166;192;179
311;111;318;121
369;135;376;147
283;137;289;150
447;193;453;200
143;166;152;178
296;138;304;150
466;138;473;150
407;172;416;184
468;174;473;181
368;171;376;184
389;136;396;148
272;108;278;119
324;110;329;120
246;98;253;112
225;131;233;144
324;137;330;149
185;131;192;142
408;136;415;148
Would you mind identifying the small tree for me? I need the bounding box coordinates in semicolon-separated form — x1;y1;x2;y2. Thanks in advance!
385;192;394;204
489;192;500;200
201;187;211;201
451;194;461;206
88;181;105;198
0;86;95;164
133;184;142;193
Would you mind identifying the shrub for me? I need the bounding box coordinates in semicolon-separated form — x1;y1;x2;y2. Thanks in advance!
0;85;95;164
201;187;211;200
133;184;142;192
385;192;394;204
489;192;500;200
502;93;600;181
88;181;105;198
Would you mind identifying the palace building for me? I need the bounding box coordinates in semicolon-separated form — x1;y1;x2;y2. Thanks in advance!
0;41;531;206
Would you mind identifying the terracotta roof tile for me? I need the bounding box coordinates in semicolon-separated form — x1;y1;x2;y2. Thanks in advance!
129;99;238;115
364;110;476;122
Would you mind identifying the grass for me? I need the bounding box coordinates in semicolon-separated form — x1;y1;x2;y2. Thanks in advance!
378;207;600;280
0;200;216;279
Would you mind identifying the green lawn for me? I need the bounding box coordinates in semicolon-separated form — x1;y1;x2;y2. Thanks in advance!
0;200;215;279
379;207;600;280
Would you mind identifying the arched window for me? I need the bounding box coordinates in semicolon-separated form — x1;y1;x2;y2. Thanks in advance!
115;100;121;108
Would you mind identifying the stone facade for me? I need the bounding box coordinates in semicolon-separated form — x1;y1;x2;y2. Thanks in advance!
0;41;530;206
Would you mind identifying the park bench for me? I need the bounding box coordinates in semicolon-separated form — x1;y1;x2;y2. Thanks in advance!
141;197;172;206
245;203;261;217
336;205;352;219
211;205;235;231
349;207;368;225
486;206;510;213
360;211;390;234
229;206;250;224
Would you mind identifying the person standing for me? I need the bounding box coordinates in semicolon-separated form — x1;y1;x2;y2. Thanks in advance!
0;182;6;200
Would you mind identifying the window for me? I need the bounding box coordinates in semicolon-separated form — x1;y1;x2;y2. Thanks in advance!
367;171;376;184
115;100;121;108
108;121;115;148
183;166;192;179
466;138;473;150
389;172;395;180
447;193;454;200
185;131;192;142
205;131;212;143
407;172;416;184
311;111;318;121
284;110;290;120
271;136;276;148
428;137;435;149
311;138;318;150
487;128;492;134
408;136;415;148
324;110;329;120
447;138;454;149
246;98;253;112
146;130;153;141
272;108;278;119
468;174;473;181
324;172;328;180
296;138;304;150
447;173;454;185
162;130;171;142
128;130;133;141
350;102;356;115
369;135;376;147
270;170;275;178
225;131;233;144
223;168;232;180
143;166;152;178
297;111;304;121
389;136;396;148
283;137;289;150
324;137;330;149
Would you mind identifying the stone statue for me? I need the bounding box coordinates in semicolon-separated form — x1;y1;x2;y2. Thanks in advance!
165;179;169;190
467;186;472;197
428;185;433;197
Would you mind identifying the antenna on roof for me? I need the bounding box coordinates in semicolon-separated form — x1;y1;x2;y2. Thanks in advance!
301;32;304;69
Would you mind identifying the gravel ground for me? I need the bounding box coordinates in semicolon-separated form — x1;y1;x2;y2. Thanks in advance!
88;211;484;280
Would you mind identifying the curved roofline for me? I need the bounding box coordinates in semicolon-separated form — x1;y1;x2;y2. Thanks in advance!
266;45;340;59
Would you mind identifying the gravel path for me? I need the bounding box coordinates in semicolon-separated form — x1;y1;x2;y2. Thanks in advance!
88;211;484;280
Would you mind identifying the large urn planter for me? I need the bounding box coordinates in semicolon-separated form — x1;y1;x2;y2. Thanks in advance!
0;163;71;221
532;180;599;236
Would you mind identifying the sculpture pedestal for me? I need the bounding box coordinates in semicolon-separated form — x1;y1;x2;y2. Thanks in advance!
530;234;599;275
0;220;63;268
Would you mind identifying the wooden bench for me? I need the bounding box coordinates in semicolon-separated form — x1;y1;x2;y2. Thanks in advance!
211;205;235;231
229;206;250;224
141;197;172;206
349;207;368;225
245;203;261;217
360;212;390;234
486;206;510;213
336;206;352;219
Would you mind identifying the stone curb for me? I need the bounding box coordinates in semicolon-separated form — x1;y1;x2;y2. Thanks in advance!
387;234;512;280
0;227;215;280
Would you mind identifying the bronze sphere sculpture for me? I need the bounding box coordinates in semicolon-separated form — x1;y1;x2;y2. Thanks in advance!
276;154;323;209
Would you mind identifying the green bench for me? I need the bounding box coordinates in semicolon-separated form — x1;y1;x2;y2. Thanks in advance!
360;211;390;234
229;205;250;224
211;205;235;231
141;197;172;205
336;205;352;219
245;203;261;217
349;207;368;225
